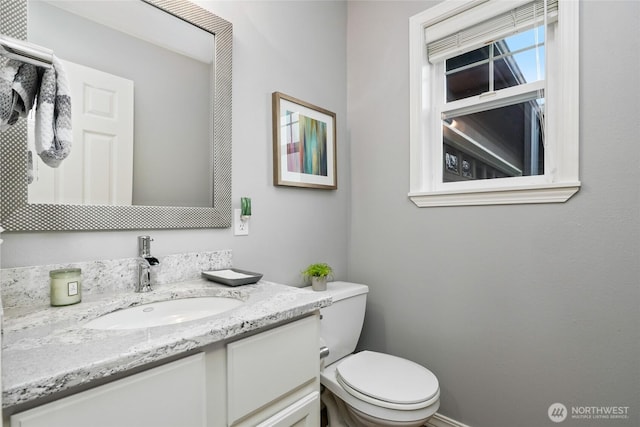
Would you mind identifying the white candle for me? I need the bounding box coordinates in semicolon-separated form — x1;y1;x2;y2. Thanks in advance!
50;268;82;306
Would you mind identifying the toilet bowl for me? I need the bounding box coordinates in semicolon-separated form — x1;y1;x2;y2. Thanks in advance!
310;281;440;427
322;351;440;426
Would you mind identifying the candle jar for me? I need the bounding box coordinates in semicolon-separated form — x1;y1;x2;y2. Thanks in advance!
50;268;82;306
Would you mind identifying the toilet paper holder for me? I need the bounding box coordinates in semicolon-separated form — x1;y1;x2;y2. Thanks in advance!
320;346;330;360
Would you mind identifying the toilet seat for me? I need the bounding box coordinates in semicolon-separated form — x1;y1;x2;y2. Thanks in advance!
335;351;439;411
321;356;440;425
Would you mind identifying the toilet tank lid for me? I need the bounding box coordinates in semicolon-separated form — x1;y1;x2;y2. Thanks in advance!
324;281;369;302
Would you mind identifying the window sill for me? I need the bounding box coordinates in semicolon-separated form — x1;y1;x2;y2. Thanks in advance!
408;182;581;207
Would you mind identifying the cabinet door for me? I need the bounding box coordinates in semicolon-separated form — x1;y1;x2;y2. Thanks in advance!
256;392;320;427
11;353;206;427
227;315;319;425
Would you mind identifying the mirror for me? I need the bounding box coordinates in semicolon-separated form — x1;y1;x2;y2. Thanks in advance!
0;0;232;231
28;0;215;208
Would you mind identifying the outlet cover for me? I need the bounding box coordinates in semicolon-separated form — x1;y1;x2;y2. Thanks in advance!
234;208;249;236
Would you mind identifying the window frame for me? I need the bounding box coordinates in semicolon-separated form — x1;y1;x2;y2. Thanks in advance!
408;0;580;207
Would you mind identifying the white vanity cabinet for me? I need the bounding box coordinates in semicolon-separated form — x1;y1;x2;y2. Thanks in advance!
9;314;320;427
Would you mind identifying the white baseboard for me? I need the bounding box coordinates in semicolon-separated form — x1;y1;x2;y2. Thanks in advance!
426;412;472;427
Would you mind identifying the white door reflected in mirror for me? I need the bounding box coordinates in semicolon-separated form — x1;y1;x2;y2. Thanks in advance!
28;60;134;205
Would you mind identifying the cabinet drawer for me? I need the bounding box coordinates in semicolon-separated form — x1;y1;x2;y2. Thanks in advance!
256;392;320;427
227;315;319;425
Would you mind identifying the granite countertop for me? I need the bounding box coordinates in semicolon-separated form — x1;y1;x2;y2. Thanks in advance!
1;279;331;409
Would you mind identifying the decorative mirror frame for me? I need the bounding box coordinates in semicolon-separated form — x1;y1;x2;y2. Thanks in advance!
0;0;232;231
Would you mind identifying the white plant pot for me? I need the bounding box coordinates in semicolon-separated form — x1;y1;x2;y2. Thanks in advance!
311;276;327;291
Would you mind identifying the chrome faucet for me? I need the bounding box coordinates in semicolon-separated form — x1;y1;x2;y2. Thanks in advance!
136;236;160;292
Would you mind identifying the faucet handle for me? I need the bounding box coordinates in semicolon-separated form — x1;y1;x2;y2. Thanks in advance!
145;256;160;266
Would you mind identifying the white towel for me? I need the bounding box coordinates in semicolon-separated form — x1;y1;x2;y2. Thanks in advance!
35;55;72;168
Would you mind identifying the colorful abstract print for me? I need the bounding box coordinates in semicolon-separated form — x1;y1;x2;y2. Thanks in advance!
285;110;328;177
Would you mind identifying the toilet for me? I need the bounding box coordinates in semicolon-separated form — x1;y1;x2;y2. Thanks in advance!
312;281;440;427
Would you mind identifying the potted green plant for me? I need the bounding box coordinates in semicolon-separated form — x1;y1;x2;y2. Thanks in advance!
302;263;333;291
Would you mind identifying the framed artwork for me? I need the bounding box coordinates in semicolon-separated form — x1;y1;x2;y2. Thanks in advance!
272;92;337;189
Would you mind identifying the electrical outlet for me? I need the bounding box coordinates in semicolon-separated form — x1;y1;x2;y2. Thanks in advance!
234;208;249;236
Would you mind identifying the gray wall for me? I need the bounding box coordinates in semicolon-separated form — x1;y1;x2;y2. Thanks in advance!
2;1;349;287
347;1;640;427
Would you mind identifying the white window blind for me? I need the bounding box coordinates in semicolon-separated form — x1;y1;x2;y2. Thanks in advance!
426;0;558;64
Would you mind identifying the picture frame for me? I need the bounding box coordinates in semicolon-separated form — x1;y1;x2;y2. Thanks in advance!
272;92;337;190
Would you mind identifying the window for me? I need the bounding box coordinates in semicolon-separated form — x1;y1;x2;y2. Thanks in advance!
409;0;580;207
443;26;546;183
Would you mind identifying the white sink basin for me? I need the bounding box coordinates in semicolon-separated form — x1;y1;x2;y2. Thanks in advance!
83;297;244;330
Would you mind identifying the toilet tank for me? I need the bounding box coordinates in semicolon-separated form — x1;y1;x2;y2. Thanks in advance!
318;281;368;366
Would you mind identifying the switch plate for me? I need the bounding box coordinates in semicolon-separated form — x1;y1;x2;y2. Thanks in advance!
234;209;249;236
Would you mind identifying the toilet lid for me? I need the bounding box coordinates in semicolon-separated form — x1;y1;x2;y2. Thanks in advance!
336;351;439;407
